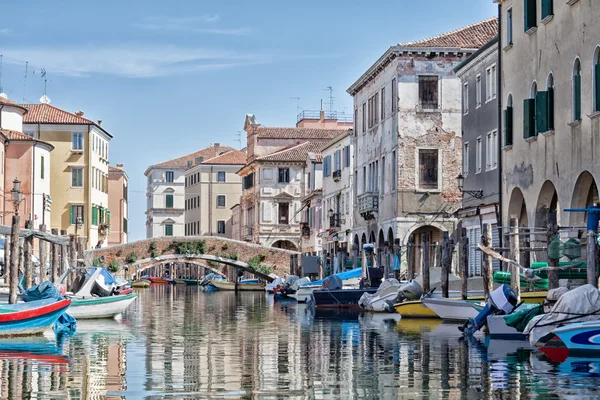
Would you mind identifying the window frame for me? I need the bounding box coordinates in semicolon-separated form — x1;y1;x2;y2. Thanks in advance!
217;220;226;234
217;171;226;182
72;132;84;151
70;204;84;225
164;224;173;237
165;193;174;209
485;130;498;171
506;7;513;46
71;167;84;188
476;136;483;174
165;171;174;183
418;75;439;110
216;195;226;208
278;202;290;225
463;82;469;115
476;74;482;108
463;142;469;177
417;148;440;191
486;64;497;102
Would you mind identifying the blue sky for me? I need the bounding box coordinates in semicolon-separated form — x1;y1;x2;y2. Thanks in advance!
0;0;496;241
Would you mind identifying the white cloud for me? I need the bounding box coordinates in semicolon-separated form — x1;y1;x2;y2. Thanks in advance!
1;45;265;78
134;15;250;36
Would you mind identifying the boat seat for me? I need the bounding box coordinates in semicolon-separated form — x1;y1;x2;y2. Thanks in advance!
71;275;87;294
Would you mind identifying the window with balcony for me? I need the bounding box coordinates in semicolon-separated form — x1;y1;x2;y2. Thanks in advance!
418;149;438;189
418;76;438;110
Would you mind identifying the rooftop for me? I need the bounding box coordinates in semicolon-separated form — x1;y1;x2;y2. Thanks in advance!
398;17;498;50
0;95;28;113
200;149;247;165
258;141;325;162
21;103;113;138
0;129;54;149
254;126;347;140
148;143;236;172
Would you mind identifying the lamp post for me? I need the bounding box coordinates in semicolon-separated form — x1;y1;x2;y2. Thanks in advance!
456;174;484;200
75;216;83;254
9;178;23;304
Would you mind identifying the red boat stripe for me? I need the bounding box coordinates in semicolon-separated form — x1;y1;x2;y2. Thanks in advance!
0;299;71;323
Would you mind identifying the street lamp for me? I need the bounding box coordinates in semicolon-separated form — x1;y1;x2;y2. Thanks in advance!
10;178;23;215
8;178;24;304
456;174;484;200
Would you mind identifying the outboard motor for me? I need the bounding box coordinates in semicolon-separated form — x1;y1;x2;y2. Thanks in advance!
460;284;519;335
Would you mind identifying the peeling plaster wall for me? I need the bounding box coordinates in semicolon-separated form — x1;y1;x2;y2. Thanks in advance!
500;0;600;228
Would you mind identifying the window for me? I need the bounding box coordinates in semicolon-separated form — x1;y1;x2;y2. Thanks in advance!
486;131;497;171
278;203;289;224
486;65;496;102
243;173;254;189
278;168;290;183
505;95;514;146
92;206;98;225
381;87;385;120
344;145;351;167
334;150;341;172
463;142;469;176
71;167;83;187
70;205;84;225
217;220;226;234
123;184;128;201
381;156;385;194
547;73;555;130
476;74;482;108
217;195;226;208
476;137;482;173
392;78;397;111
595;49;600;113
524;82;537;139
573;59;582;121
506;8;513;45
24;131;35;138
40;156;45;179
354;108;358;134
123;218;128;234
524;0;537;32
217;171;226;182
362;166;366;193
541;0;553;21
165;171;174;183
463;83;469;114
165;224;173;237
324;156;331;177
368;93;380;128
418;76;438;110
72;133;83;151
165;194;174;208
391;150;396;192
418;149;438;190
362;103;366;133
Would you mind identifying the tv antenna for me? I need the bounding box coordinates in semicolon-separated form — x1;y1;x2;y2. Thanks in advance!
323;86;333;115
39;68;51;104
0;55;3;93
22;61;28;103
235;131;243;150
289;97;300;118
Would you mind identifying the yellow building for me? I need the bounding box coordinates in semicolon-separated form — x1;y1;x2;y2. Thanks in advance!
22;102;113;249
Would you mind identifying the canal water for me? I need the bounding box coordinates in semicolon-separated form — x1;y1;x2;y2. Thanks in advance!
1;286;600;399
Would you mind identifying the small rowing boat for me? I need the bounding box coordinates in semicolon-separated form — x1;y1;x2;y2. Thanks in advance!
0;298;71;337
147;277;168;284
421;298;485;322
132;280;150;288
209;280;265;291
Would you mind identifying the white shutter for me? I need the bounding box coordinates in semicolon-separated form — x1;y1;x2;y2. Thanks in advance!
262;201;272;222
491;224;500;271
467;227;482;277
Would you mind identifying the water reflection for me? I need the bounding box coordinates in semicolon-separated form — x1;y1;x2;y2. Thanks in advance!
0;287;600;398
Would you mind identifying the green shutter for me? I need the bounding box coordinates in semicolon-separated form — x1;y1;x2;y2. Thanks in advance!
523;99;536;138
524;0;537;31
547;87;554;130
536;91;548;133
107;211;111;224
575;74;582;121
595;63;600;112
70;205;74;224
92;206;98;226
504;107;513;146
80;207;84;224
542;0;553;20
123;218;128;234
166;194;173;208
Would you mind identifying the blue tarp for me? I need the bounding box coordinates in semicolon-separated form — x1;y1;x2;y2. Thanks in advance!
22;281;77;336
301;268;362;287
86;268;117;286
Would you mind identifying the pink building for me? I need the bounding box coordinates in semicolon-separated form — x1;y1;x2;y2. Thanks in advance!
108;164;128;245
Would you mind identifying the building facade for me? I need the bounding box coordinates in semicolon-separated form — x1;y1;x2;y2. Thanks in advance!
231;204;241;241
108;164;129;245
238;113;350;251
455;37;501;275
347;18;498;272
300;152;323;255
321;131;354;261
498;0;600;256
145;143;235;238
184;149;246;238
22;102;111;248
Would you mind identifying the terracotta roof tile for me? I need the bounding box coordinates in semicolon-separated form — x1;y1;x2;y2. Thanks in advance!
108;165;123;173
254;127;349;140
398;18;498;50
201;149;247;165
152;144;237;169
0;129;53;148
0;96;28;113
258;142;324;162
22;103;95;125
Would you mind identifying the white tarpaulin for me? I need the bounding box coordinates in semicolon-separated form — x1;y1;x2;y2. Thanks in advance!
524;284;600;346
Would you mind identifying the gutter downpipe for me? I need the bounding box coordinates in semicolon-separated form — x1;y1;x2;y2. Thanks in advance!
497;4;504;255
209;166;213;236
0;104;4;225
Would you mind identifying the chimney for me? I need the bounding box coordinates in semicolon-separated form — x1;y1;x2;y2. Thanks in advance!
75;111;84;117
319;110;325;121
97;120;102;126
214;143;220;152
116;163;123;169
195;157;204;165
187;160;192;169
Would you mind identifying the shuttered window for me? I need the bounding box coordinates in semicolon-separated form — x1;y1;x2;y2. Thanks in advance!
595;62;600;113
524;0;537;32
535;91;548;133
504;107;513;146
323;156;331;176
165;224;173;237
468;227;482;277
523;99;536;139
123;218;128;234
574;61;582;121
548;86;555;130
165;194;174;208
92;206;98;226
541;0;553;20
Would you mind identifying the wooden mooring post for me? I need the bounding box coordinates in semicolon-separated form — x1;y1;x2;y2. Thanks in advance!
482;224;493;299
422;232;430;293
547;211;560;289
37;224;46;284
9;215;20;304
51;229;59;282
23;220;33;290
441;232;452;298
459;228;468;300
509;217;521;302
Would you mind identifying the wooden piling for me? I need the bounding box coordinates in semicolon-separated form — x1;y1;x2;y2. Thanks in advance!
547;211;560;289
68;236;77;286
352;244;359;271
23;220;33;289
407;239;415;280
422;232;431;293
38;225;47;283
234;268;239;292
9;215;20;304
459;228;468;300
509;217;521;301
3;235;9;284
60;230;67;276
588;229;597;286
482;223;493;299
441;232;451;298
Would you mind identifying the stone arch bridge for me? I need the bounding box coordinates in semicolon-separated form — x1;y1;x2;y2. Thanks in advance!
84;236;300;281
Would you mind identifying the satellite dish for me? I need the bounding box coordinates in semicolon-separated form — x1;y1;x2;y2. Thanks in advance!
0;93;8;100
39;95;51;104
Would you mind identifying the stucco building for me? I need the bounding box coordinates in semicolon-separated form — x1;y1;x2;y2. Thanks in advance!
184;149;246;238
238;113;350;251
145;143;235;238
347;18;498;272
455;37;501;275
300;152;323;256
496;0;600;262
108;164;129;245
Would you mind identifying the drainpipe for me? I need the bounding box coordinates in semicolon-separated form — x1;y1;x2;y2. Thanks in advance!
32;144;36;225
497;5;504;251
0;104;4;225
209;166;213;235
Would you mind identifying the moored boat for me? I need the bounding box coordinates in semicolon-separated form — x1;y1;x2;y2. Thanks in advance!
0;298;71;337
292;268;362;303
394;300;439;318
132;279;151;288
182;278;199;285
209;280;265;291
147;277;168;284
421;298;485;322
173;278;187;285
551;320;600;353
68;293;138;319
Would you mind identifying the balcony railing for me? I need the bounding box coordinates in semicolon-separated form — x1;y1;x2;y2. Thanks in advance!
329;213;342;228
296;110;354;123
357;192;379;219
332;170;341;182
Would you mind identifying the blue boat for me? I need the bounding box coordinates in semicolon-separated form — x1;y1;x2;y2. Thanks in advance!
0;298;71;337
302;268;362;287
310;268;384;309
552;320;600;353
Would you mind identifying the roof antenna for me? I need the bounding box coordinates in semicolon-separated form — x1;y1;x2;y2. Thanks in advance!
323;86;334;115
22;61;28;103
39;68;50;104
235;131;242;150
289;97;300;118
0;54;3;94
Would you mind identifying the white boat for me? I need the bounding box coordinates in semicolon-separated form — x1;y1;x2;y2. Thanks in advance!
421;298;485;322
68;293;138;319
359;279;403;312
209;280;265;291
291;269;363;303
265;277;282;293
486;314;529;340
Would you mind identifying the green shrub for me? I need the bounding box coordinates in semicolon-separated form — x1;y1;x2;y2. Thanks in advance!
92;257;103;267
108;259;120;273
116;250;123;257
221;244;228;251
247;255;273;275
151;249;159;259
208;245;216;252
169;241;206;255
125;252;138;264
148;242;157;253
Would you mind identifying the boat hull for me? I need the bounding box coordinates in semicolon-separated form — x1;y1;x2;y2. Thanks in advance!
147;277;168;284
0;298;71;337
209;280;266;291
311;288;378;309
553;321;600;352
421;298;484;322
394;300;439;318
292;285;320;303
182;279;199;285
131;280;150;288
68;293;138;319
486;315;528;340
